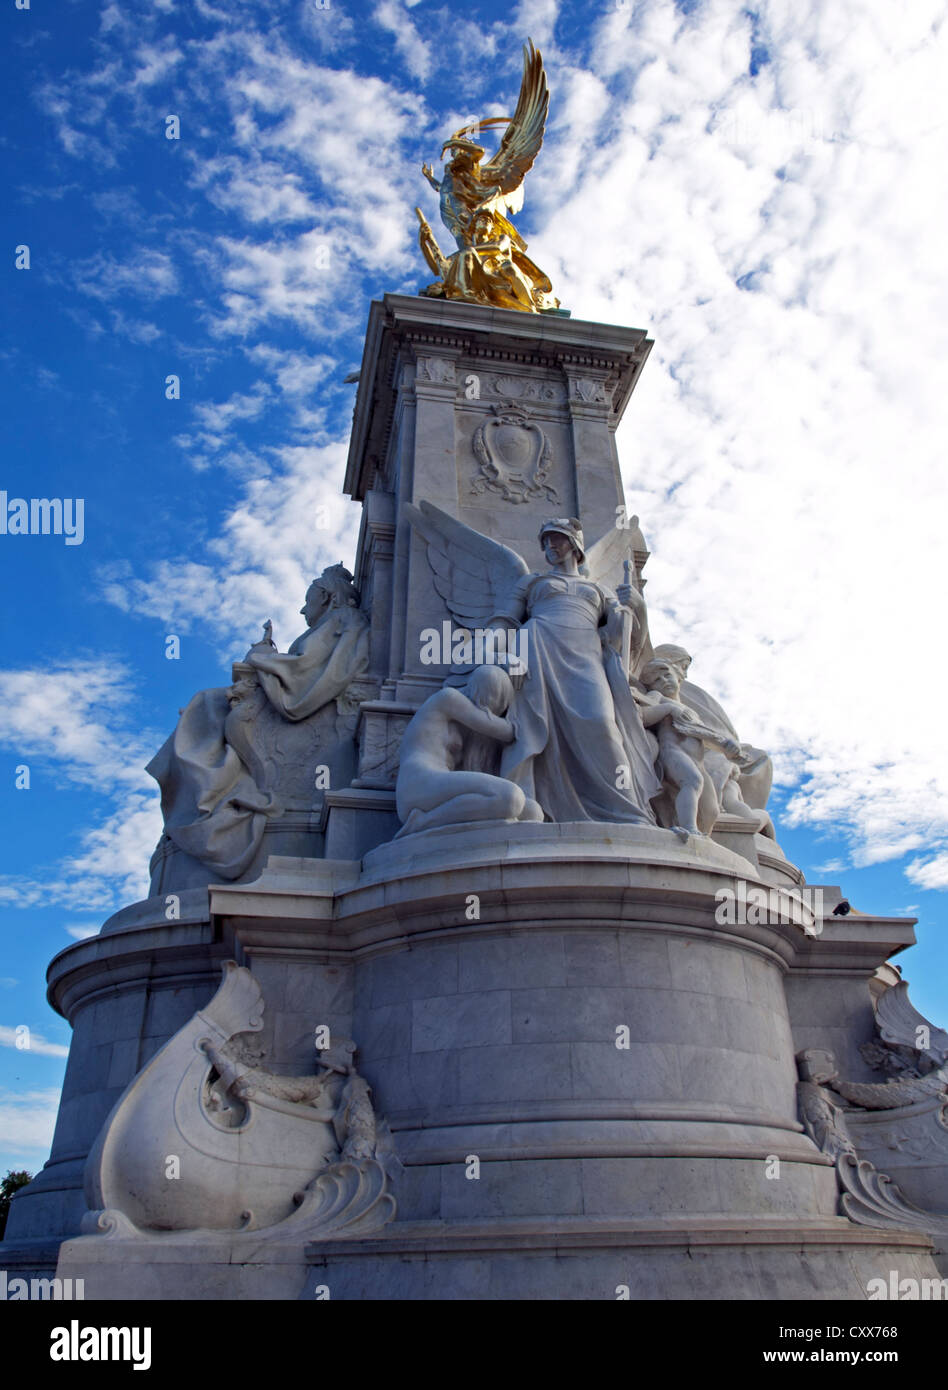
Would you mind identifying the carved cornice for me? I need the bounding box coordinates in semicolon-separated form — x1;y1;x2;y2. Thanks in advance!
344;294;653;500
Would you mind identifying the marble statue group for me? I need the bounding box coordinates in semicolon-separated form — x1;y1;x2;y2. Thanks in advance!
395;504;773;840
146;505;775;880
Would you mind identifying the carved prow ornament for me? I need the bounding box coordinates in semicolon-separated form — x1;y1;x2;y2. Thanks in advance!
80;962;397;1244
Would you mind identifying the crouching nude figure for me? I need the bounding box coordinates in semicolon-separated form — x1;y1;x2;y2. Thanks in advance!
396;665;545;836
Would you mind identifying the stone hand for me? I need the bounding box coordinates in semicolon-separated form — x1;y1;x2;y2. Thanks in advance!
615;583;643;610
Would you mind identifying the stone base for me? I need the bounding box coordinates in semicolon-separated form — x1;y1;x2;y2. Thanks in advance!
12;820;939;1302
304;1218;938;1301
54;1217;937;1301
56;1234;312;1301
0;1238;62;1284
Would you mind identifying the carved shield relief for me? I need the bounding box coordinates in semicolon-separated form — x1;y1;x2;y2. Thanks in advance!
470;403;559;506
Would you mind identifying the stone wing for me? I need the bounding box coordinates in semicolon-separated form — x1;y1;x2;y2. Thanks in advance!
405;500;529;629
876;982;948;1065
583;524;635;591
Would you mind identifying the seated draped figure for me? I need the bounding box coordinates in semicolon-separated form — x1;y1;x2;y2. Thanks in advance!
147;563;370;885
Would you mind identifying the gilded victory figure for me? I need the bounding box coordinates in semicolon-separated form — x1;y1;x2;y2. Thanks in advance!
415;40;560;313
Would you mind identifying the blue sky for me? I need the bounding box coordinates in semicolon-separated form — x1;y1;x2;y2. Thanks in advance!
2;0;947;1175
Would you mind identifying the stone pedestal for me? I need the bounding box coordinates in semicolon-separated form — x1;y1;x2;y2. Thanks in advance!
49;826;943;1298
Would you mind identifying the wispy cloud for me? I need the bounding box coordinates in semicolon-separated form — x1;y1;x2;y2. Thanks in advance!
373;1;433;81
906;856;948;892
0;663;160;909
0;1027;69;1059
0;662;154;791
65;925;101;941
100;441;358;650
0;1088;62;1156
72;249;180;302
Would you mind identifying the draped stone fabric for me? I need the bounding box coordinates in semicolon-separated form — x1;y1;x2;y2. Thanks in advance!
500;575;661;823
247;608;369;721
146;688;279;881
146;607;370;880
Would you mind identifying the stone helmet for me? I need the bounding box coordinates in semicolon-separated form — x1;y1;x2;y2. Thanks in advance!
651;643;692;678
539;517;585;562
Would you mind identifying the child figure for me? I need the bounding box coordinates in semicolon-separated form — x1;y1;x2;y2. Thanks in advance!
396;665;545;837
635;658;742;839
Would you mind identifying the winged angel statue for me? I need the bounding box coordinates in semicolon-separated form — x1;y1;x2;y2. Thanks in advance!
415;41;560;313
405;503;662;824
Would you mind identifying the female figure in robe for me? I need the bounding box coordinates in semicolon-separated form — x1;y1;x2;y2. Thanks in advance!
494;519;660;823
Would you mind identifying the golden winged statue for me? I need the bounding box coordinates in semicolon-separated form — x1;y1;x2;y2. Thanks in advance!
415;40;561;314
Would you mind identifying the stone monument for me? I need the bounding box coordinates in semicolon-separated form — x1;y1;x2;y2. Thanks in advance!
4;41;948;1301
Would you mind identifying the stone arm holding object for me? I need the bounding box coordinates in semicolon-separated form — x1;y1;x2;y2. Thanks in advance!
636;657;775;840
636;658;741;839
201;1038;335;1110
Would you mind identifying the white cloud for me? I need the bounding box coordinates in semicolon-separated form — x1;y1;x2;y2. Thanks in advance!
128;38;183;89
0;1088;62;1155
72;249;179;302
0;1027;69;1059
61;791;161;906
193;384;272;435
245;345;335;398
0;798;157;913
206;231;351;337
0;663;160;910
189;154;320;226
102;442;359;651
300;0;356;54
65;925;100;940
0;662;152;792
512;0;560;49
36;79;119;167
186;36;426;335
906;855;948;892
107;309;162;344
373;1;433;80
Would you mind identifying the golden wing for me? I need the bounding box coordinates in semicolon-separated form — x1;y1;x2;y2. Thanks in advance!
479;39;548;219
